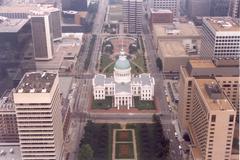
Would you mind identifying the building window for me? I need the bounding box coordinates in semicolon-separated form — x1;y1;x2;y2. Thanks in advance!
229;115;234;122
211;115;216;122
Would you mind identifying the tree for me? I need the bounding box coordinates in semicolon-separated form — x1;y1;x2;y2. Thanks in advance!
78;144;94;160
156;57;163;71
183;133;190;142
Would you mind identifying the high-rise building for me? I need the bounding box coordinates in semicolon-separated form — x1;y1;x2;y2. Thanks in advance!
0;17;36;96
178;59;239;131
229;0;240;18
123;0;143;34
31;14;54;60
13;72;63;160
148;0;179;17
0;4;62;60
62;0;89;11
200;17;240;59
210;0;231;16
186;0;211;18
0;91;19;143
189;78;236;160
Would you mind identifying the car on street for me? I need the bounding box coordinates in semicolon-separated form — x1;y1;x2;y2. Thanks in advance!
174;132;178;138
178;145;182;150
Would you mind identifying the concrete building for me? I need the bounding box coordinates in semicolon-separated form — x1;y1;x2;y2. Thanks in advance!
122;0;143;34
0;17;36;96
62;0;90;11
178;59;239;131
0;92;19;143
186;0;211;18
150;8;173;25
0;144;22;160
13;72;63;160
200;17;240;59
93;50;155;109
229;0;240;18
152;22;201;76
189;78;236;160
147;0;179;17
210;0;231;16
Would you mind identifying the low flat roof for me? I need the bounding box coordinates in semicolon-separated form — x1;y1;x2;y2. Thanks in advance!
150;8;172;14
204;17;240;32
0;18;29;33
16;72;57;93
153;22;200;38
158;41;187;57
188;59;216;68
195;79;234;111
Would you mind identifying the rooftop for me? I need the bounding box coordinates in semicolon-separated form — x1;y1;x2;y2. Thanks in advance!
195;79;234;111
0;18;29;33
16;72;57;94
158;41;187;57
150;8;172;14
0;144;21;160
115;82;131;93
204;17;240;32
153;22;200;38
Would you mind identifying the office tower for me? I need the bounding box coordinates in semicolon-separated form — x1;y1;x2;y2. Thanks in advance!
150;8;173;24
148;0;179;17
186;0;211;18
200;17;240;59
13;72;63;160
210;0;231;16
31;14;54;60
0;17;36;96
229;0;240;18
0;92;19;143
123;0;143;34
178;59;239;131
48;9;62;40
189;78;236;160
62;0;89;11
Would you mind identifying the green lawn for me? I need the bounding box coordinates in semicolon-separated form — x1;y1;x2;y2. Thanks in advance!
132;52;147;72
92;97;112;109
116;130;133;142
134;97;155;110
100;54;113;72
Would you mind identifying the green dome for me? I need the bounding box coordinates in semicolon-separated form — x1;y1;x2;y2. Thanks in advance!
114;55;131;70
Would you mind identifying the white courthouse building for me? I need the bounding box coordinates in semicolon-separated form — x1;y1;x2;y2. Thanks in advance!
93;50;155;109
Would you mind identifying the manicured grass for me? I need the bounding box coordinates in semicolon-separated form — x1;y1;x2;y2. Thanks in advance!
134;97;155;110
115;143;134;159
104;63;115;76
132;53;147;72
80;121;121;160
92;97;112;109
116;130;133;142
126;123;170;160
100;54;113;72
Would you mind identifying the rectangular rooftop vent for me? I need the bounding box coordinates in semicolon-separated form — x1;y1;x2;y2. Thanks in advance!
205;83;223;100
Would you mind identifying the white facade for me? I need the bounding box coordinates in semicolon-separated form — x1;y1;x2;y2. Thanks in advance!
123;0;143;33
13;72;63;160
148;0;179;17
93;51;155;109
200;17;240;59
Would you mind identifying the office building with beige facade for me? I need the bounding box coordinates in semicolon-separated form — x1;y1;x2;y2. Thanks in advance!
13;72;64;160
178;58;239;131
189;79;236;160
200;17;240;59
152;22;201;76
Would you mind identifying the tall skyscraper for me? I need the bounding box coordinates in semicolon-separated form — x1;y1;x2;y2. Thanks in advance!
186;0;211;18
210;0;231;16
148;0;180;17
189;79;236;160
123;0;143;34
13;72;63;160
229;0;240;18
200;17;240;59
178;59;239;131
31;13;54;60
0;92;19;143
